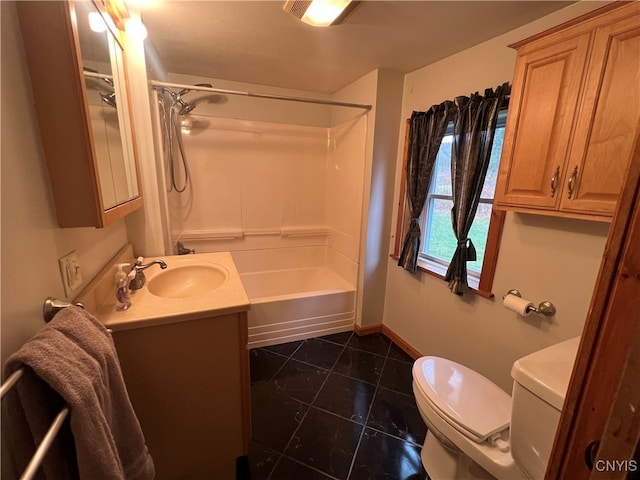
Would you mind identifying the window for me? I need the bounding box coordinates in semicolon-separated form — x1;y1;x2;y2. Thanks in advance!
419;112;507;286
393;112;507;297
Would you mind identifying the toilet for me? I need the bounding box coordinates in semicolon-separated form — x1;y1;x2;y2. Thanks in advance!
412;337;580;480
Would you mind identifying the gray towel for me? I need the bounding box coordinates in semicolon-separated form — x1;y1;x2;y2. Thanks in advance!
2;306;155;480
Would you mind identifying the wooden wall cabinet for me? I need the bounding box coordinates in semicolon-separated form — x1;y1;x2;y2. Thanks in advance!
495;3;640;222
17;1;143;228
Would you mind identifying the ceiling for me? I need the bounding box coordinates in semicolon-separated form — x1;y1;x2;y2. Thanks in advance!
138;1;574;94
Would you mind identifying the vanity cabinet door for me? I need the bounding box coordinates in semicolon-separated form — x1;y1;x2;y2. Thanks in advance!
17;1;143;228
559;10;640;216
112;313;251;480
494;32;591;211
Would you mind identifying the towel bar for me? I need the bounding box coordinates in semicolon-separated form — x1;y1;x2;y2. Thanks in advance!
1;368;70;480
2;299;93;479
21;407;70;480
42;297;84;323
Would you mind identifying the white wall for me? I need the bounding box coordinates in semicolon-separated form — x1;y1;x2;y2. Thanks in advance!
383;2;611;391
331;69;405;328
1;2;129;366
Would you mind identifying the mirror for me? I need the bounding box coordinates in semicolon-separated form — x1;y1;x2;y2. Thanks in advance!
74;1;139;209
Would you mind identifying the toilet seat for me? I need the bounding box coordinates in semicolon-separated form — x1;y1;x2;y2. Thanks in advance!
413;357;511;443
412;357;528;479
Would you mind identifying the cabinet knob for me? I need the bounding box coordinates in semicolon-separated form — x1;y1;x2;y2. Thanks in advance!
567;166;578;199
584;440;600;470
550;165;560;198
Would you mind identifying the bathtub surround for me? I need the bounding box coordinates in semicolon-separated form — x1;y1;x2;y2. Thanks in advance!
155;79;371;343
236;247;356;347
154;69;403;339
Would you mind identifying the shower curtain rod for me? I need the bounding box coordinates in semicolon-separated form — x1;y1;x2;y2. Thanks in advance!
151;80;372;111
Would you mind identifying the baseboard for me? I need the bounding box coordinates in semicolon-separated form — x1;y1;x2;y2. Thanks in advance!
249;317;423;361
382;324;423;360
354;323;383;336
354;323;422;360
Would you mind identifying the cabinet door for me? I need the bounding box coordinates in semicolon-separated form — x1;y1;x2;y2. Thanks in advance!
495;32;591;210
560;8;640;216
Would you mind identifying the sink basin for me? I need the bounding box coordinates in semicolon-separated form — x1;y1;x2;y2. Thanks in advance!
147;264;228;299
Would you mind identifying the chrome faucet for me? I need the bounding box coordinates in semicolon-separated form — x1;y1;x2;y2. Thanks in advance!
176;241;195;255
129;257;168;290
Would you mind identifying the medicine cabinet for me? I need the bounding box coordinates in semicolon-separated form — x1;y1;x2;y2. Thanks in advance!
17;0;143;228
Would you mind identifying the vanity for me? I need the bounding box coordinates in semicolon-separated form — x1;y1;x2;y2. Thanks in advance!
76;246;251;480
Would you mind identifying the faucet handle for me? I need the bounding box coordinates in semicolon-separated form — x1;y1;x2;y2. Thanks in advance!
176;241;195;255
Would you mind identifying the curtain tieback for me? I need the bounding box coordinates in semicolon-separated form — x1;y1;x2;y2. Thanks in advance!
457;238;477;262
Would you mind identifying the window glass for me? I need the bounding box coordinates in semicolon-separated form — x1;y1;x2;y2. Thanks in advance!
423;197;455;264
432;136;453;196
481;126;505;198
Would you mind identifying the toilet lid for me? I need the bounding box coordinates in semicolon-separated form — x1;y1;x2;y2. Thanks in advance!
413;357;511;442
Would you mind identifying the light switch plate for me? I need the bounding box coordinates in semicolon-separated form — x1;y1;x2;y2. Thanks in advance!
59;251;83;296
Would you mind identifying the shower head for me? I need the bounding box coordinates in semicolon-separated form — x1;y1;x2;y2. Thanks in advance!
179;102;196;115
161;83;214;115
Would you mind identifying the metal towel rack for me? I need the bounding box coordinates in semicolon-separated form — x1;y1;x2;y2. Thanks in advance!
1;297;85;480
1;372;70;480
42;296;84;323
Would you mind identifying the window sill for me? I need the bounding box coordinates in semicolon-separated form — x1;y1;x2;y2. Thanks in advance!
389;254;495;299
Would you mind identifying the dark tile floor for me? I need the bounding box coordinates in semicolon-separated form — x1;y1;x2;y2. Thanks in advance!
248;331;429;480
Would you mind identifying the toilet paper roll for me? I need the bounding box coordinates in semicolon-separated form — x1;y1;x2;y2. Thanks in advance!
503;294;533;316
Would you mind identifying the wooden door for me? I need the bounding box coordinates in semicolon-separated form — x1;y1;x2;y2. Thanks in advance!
494;32;591;210
561;6;640;216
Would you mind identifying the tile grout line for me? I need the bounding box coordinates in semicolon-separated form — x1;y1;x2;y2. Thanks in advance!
265;340;305;383
267;333;353;480
345;338;393;480
259;333;422;479
262;340;308;480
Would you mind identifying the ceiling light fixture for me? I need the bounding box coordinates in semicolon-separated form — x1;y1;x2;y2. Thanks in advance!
283;0;360;27
125;17;148;40
88;12;108;33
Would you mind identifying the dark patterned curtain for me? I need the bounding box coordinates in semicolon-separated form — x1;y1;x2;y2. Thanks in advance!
445;83;510;294
398;102;454;273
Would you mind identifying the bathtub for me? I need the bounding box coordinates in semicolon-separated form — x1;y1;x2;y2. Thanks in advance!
240;266;356;348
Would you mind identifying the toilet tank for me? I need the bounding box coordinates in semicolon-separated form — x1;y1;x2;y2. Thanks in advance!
509;337;580;480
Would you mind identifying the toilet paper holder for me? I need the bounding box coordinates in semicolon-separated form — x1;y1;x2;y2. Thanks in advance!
503;289;557;316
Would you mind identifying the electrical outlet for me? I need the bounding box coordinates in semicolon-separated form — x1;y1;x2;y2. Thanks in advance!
59;251;83;296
